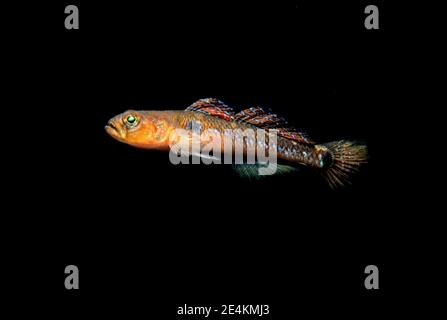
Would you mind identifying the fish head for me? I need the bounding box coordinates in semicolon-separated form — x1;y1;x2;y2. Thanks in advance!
105;110;173;149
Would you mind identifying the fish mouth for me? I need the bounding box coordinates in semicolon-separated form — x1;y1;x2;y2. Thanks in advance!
105;121;117;131
105;121;123;138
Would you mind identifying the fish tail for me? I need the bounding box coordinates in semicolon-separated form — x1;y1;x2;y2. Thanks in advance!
320;140;368;189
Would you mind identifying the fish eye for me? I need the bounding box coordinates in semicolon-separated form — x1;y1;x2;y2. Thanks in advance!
125;114;138;126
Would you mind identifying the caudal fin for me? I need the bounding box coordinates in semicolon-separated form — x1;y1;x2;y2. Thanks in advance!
321;140;368;189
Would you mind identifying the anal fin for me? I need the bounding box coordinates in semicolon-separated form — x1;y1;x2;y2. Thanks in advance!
232;163;298;179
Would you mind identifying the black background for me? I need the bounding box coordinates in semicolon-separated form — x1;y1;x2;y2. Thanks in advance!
7;0;432;318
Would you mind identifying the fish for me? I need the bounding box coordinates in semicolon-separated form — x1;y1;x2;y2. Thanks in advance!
105;98;367;188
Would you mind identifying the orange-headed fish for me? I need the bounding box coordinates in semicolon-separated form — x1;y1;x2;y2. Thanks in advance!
105;98;367;188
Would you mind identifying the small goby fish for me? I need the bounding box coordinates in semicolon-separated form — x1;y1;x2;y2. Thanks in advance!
105;98;367;188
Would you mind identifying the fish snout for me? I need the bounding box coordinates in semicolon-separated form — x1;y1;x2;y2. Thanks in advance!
105;119;125;139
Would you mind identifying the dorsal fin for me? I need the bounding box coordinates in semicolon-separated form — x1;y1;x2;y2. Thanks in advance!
276;127;314;144
185;98;235;121
234;107;314;144
234;106;289;128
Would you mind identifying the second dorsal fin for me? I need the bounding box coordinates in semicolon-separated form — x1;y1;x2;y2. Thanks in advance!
185;99;314;144
234;107;286;128
185;98;235;121
234;107;314;144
